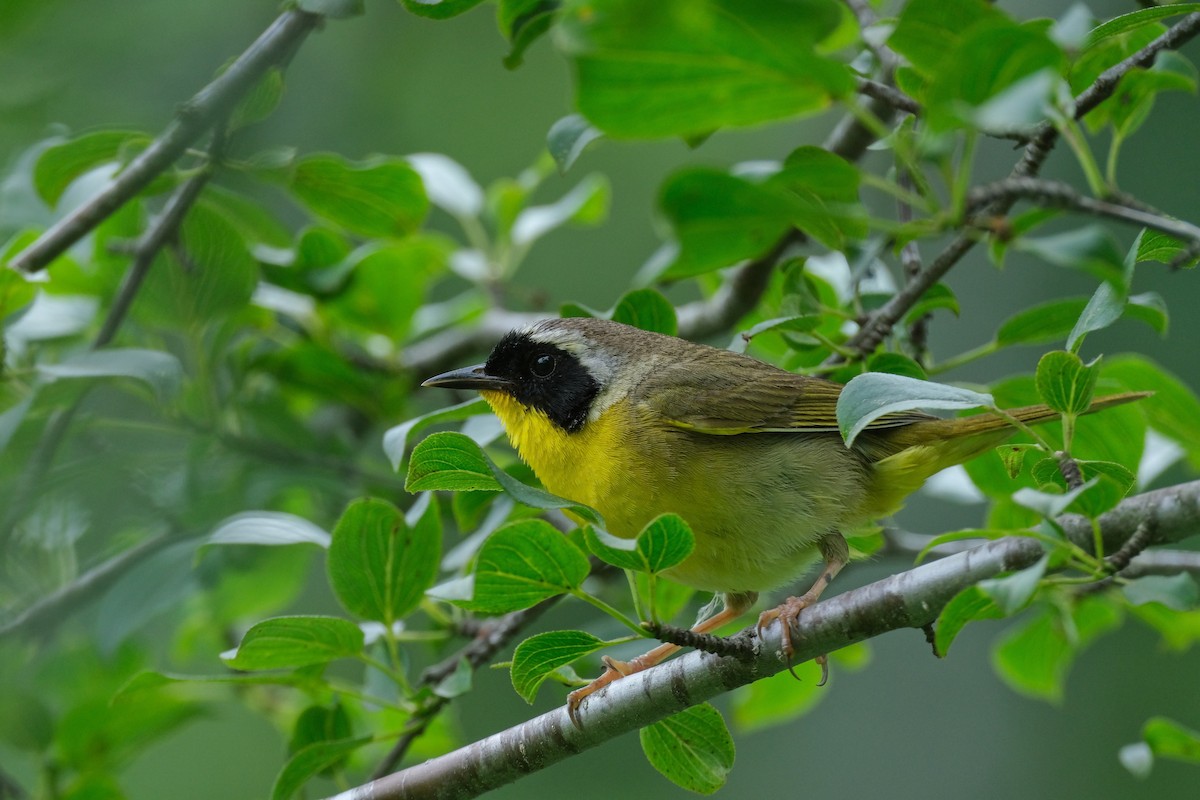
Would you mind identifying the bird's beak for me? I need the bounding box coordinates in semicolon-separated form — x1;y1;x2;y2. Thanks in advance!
421;364;513;392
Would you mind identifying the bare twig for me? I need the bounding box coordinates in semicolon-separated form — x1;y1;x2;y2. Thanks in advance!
0;532;171;640
371;597;560;778
9;8;322;273
404;71;898;379
846;12;1200;356
856;77;920;115
964;177;1200;247
1057;452;1085;491
0;137;225;544
642;620;757;662
328;480;1200;800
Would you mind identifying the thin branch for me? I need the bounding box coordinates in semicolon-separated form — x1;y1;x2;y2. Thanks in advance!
327;479;1200;800
94;137;221;346
965;177;1200;247
371;597;560;778
855;77;920;115
0;532;171;640
9;8;322;273
845;12;1200;357
403;71;898;379
1;137;224;544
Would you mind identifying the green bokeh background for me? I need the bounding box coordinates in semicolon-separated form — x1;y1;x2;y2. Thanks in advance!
2;1;1198;798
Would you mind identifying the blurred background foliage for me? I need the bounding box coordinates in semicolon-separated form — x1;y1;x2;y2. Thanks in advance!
1;0;1200;798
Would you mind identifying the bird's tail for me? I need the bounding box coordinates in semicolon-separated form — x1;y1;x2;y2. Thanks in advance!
861;391;1150;519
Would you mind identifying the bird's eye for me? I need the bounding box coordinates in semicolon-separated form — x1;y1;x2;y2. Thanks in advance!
530;353;556;378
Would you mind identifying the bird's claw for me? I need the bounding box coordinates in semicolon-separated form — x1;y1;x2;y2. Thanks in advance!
565;656;636;729
756;595;829;684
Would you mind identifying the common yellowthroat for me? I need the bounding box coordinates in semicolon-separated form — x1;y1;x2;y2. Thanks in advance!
423;317;1143;720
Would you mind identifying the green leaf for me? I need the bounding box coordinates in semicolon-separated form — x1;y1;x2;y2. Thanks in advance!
836;372;994;446
923;22;1066;131
611;288;677;336
915;529;1013;564
230;67;284;130
731;659;825;732
288;704;352;766
324;236;449;338
1030;458;1134;517
1136;228;1198;268
222;616;364;670
328;497;441;623
1067;281;1124;353
433;657;474;699
866;352;927;380
511;173;609;247
1016;226;1127;289
406;431;502;492
658;169;794;279
640;703;735;794
992;605;1069;702
1084;5;1200;50
383;398;490;470
95;541;199;654
205;511;332;549
396;0;487;20
448;519;591;614
1104;355;1200;469
772;147;866;248
558;0;853;138
271;736;372;800
407;153;483;218
1123;574;1199;612
1126;292;1169;337
291;153;428;238
33;130;148;206
729;314;822;354
992;596;1120;702
139;202;259;322
888;0;1006;75
547;113;603;174
584;514;694;574
510;630;607;703
297;0;365;18
406;432;601;523
1035;350;1099;415
500;0;560;69
903;282;959;324
997;444;1035;480
1143;716;1200;765
1012;481;1096;519
38;348;183;401
935;586;1002;657
978;555;1049;616
0;394;35;457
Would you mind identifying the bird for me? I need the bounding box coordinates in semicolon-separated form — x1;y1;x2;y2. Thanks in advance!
422;317;1144;723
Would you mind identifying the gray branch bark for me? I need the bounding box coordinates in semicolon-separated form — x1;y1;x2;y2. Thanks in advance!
326;479;1200;800
9;8;322;273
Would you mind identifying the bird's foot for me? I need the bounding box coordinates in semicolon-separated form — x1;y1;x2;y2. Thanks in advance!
566;655;643;729
756;595;828;683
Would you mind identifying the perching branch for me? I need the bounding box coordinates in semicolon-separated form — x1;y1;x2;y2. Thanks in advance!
846;12;1200;357
8;8;322;273
324;479;1200;800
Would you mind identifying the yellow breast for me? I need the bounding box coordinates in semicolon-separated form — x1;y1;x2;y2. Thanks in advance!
481;390;637;527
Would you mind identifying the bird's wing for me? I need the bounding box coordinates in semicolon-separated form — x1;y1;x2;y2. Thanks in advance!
640;354;933;435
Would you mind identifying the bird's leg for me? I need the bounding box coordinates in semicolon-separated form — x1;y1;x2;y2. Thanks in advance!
567;591;757;727
756;532;849;677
